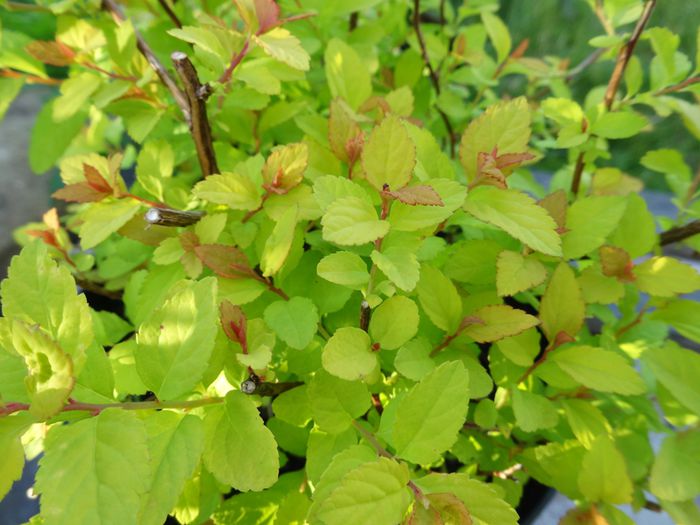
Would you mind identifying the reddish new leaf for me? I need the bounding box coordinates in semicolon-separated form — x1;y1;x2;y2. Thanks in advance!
386;185;445;206
52;183;110;203
26;229;61;250
179;231;200;253
539;190;568;234
220;300;247;348
254;0;280;34
494;151;536;170
195;243;253;279
599;245;635;282
25;40;74;66
83;164;113;194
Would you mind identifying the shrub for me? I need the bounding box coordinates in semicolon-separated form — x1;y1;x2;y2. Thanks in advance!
1;1;700;524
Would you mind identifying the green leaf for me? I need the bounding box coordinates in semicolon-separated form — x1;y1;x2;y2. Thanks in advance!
495;328;540;367
317;252;370;289
394;337;435;381
473;398;498;429
12;321;67;416
308;369;371;433
0;413;34;500
463;305;540;343
1;242;92;373
308;444;377;521
463;187;561;256
236;318;275;370
193;172;261;210
306;427;358;484
272;385;312;427
369;295;419;350
361;115;416;191
591;111;647;139
443;239;501;285
562;196;627;258
512;389;559;433
253;28;310;70
53;73;101;121
459;97;530;180
264;296;318;350
29;99;86;174
140;412;204;525
203;391;279;491
649;430;700;502
313;175;370;211
315;458;411;525
389;179;466;232
561;399;611;449
415;473;519;525
322;196;390;246
651;300;700;343
78;199;142;250
496;250;548;296
393;361;470;464
260;204;298;276
578;435;633;504
370;247;420;292
551;345;645;395
36;409;151;525
481;11;511;63
417;265;462;333
0;77;24;121
262;143;308;191
634;256;700;297
325;38;372;110
608;194;657;258
322;327;376;381
135;278;218;399
644;344;700;417
539;263;585;342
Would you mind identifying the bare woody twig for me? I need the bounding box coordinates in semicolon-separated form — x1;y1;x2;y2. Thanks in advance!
157;0;183;28
172;52;220;177
603;0;656;111
412;0;456;157
102;0;190;121
144;207;205;227
571;0;656;195
660;220;700;246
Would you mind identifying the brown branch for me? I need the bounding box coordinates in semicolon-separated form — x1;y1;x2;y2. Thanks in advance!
412;0;456;157
144;207;205;226
75;277;124;301
157;0;182;28
660;220;700;246
172;52;220;177
102;0;190;121
593;0;614;36
571;0;656;195
565;48;607;81
603;0;656;111
349;12;359;31
570;152;586;196
655;76;700;96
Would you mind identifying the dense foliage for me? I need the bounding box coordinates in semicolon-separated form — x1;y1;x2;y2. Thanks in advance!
1;0;700;524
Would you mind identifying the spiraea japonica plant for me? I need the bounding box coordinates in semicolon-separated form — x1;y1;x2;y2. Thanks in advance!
1;0;700;523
